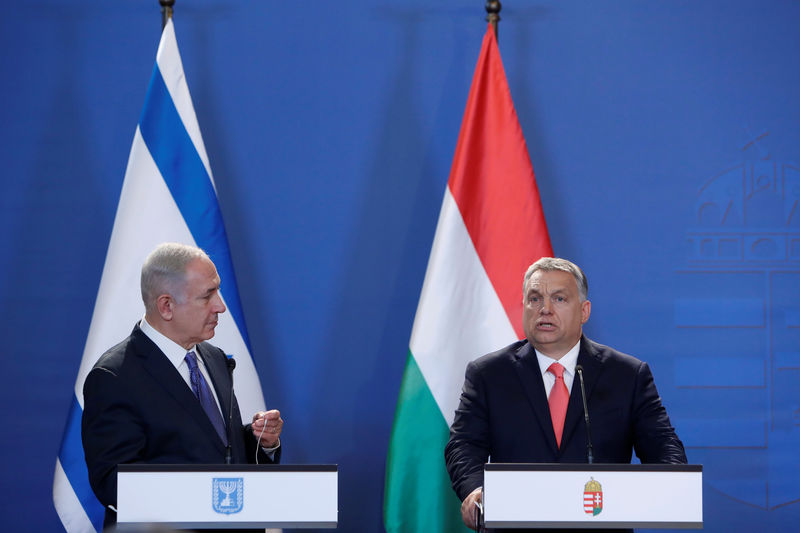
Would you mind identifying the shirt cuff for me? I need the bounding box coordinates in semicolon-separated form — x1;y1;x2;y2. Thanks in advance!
261;438;280;460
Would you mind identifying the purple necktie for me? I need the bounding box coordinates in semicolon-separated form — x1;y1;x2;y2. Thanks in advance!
185;351;228;445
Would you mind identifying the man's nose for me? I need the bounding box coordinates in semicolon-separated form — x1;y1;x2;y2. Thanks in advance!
213;293;226;313
540;299;552;313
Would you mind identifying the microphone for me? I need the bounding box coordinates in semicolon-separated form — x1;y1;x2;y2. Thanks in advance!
575;365;594;464
224;356;236;464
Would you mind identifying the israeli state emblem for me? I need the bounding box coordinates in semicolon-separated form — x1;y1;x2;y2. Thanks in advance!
212;477;244;514
583;477;603;516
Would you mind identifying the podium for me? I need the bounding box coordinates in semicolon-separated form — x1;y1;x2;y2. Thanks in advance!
116;464;337;529
483;464;702;529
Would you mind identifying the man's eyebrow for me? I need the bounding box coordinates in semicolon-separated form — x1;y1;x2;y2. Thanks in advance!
528;287;568;295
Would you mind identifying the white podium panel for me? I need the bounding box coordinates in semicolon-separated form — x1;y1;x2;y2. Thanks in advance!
117;464;337;529
484;464;702;529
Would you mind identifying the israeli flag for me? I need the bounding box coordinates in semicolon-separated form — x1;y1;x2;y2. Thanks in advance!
52;19;265;532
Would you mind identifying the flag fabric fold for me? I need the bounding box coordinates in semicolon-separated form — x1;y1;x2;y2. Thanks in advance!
383;24;553;533
53;19;265;532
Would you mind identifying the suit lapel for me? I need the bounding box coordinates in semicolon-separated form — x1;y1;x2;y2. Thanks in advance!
512;342;559;455
130;327;226;452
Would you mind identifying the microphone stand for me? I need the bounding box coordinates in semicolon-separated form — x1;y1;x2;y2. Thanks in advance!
224;357;236;464
575;365;594;464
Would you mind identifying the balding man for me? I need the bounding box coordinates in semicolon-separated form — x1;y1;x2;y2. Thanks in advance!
82;243;282;530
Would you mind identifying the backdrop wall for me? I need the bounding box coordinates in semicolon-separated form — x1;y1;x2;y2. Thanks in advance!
2;1;799;531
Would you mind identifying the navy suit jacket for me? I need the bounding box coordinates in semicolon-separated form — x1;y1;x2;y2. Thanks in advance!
445;336;686;532
81;324;279;528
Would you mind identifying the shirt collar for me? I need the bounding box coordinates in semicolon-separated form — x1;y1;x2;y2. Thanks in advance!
139;316;198;369
534;339;581;378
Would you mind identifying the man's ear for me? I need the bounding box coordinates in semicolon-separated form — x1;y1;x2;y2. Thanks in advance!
155;294;174;321
581;299;591;324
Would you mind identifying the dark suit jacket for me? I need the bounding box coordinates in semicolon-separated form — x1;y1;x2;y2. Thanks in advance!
81;324;280;529
445;336;686;533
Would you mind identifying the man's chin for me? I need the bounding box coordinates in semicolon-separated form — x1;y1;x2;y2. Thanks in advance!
530;337;564;353
532;333;561;346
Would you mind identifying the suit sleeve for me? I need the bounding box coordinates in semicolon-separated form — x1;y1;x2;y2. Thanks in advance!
444;360;491;501
631;361;688;464
81;366;147;508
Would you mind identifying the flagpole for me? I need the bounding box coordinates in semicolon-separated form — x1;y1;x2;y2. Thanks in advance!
160;0;175;30
486;0;501;41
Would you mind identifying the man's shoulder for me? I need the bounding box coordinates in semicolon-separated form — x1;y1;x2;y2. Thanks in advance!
92;325;150;372
582;337;645;370
471;339;530;371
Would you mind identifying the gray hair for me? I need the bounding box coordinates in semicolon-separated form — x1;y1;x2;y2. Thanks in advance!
523;257;588;301
141;243;209;312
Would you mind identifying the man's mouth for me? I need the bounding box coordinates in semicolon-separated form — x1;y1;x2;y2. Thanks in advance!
537;322;556;330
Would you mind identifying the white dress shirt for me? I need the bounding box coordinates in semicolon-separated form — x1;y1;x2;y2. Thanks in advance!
534;339;581;398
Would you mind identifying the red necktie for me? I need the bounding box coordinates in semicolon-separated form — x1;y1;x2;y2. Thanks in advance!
548;362;569;447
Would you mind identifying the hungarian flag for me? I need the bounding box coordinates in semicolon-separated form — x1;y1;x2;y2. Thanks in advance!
383;24;553;532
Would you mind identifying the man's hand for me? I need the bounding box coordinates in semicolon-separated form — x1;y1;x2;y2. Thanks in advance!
251;410;283;448
460;487;483;530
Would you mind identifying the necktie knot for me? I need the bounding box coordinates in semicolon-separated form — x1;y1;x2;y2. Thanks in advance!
185;351;199;371
548;361;565;380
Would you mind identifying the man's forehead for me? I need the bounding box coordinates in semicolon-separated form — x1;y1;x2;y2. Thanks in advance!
526;270;576;291
200;270;221;287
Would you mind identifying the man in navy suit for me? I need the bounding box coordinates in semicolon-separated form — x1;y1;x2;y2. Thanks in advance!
445;257;686;531
82;243;283;529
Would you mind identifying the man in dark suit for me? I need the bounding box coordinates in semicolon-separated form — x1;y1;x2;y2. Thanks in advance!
82;242;283;529
445;257;686;531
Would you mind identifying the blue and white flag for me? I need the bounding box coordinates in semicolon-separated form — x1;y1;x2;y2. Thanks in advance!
53;19;265;532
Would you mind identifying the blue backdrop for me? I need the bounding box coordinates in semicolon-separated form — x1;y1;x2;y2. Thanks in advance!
2;0;799;531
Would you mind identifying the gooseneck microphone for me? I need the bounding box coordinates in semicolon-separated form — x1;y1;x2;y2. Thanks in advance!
575;365;594;464
224;356;236;465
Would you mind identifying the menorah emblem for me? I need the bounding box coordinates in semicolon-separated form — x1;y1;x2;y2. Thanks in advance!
218;481;237;507
212;477;243;514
